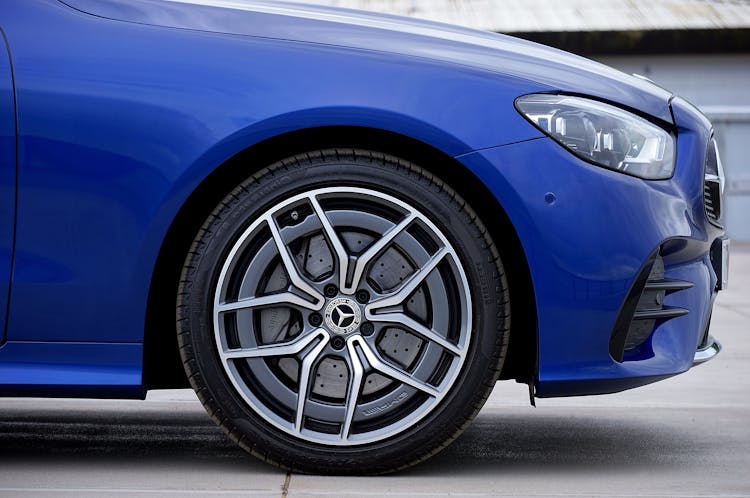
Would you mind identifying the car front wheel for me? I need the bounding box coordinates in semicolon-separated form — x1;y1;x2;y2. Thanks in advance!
177;149;510;474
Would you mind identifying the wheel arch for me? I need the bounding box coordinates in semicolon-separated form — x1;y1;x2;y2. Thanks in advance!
142;126;537;389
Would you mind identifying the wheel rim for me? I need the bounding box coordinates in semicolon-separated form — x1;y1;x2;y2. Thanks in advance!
213;186;472;445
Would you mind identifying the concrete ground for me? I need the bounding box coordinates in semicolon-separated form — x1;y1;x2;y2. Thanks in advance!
1;248;748;497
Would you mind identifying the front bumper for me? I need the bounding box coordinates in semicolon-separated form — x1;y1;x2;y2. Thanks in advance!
457;97;726;398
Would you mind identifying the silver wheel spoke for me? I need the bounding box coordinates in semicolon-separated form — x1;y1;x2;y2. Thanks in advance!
366;247;450;312
355;337;439;397
366;311;461;355
309;195;351;294
347;213;416;293
265;215;325;309
341;338;365;440
217;292;319;313
295;334;330;432
222;329;328;360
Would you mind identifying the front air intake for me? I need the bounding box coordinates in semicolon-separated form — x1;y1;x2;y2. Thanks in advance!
609;252;692;362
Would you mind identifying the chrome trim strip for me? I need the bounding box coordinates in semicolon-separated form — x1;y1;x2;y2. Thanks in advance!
693;336;722;366
720;238;730;290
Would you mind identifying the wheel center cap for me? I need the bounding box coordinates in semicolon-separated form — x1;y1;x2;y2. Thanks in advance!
324;297;361;335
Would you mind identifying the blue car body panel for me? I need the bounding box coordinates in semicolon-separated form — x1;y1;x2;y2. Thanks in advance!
0;341;143;398
458;102;717;395
61;0;675;124
0;0;724;398
1;0;546;345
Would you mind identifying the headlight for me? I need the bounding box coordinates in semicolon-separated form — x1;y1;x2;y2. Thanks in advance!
515;94;675;180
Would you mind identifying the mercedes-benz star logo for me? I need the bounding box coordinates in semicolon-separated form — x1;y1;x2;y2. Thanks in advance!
332;305;356;328
324;297;362;335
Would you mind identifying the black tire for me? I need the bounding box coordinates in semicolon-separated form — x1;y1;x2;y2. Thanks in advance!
177;149;510;474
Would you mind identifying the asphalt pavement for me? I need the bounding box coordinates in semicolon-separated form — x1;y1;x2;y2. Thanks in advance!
1;248;748;497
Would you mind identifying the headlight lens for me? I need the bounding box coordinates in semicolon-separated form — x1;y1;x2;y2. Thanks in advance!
515;94;675;180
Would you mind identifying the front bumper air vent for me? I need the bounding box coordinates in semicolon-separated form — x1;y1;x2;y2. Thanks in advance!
609;253;693;362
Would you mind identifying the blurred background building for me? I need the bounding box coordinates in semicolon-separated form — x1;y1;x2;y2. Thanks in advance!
297;0;750;241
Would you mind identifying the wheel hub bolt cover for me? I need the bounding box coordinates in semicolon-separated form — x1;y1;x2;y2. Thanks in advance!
308;313;323;326
360;321;375;336
331;336;346;350
355;290;370;303
324;284;338;297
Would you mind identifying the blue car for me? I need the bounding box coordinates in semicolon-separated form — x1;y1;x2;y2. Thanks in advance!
0;0;728;473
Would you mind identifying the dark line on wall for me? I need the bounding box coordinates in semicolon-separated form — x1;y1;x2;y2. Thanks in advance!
507;28;750;56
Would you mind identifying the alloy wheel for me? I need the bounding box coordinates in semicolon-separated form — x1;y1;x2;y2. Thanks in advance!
212;187;472;445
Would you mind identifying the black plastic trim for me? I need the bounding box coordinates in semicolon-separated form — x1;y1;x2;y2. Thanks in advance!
633;307;689;320
643;279;693;292
609;250;658;362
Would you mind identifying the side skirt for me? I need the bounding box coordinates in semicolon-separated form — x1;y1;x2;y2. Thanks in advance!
0;341;144;399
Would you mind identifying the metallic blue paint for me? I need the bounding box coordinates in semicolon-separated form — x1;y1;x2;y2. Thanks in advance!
0;342;143;398
61;0;676;123
0;0;724;398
